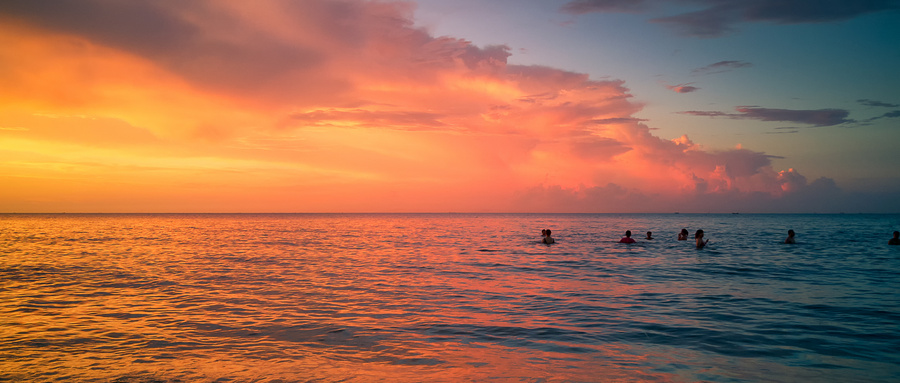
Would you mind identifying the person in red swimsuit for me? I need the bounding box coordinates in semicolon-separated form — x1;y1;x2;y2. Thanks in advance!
619;230;636;243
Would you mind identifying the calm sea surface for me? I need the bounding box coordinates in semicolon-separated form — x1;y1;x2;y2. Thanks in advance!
2;213;899;382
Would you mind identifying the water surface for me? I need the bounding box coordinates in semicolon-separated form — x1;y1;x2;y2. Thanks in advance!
2;213;899;382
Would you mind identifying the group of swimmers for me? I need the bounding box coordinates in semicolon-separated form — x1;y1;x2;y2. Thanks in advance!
541;229;900;248
618;228;711;248
670;228;708;248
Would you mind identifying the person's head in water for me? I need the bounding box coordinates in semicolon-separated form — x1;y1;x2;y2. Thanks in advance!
784;229;797;244
542;229;555;244
681;229;688;236
695;229;704;239
541;229;547;237
646;231;653;239
624;230;632;238
894;231;899;239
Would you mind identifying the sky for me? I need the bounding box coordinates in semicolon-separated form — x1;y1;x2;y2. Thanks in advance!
1;0;898;213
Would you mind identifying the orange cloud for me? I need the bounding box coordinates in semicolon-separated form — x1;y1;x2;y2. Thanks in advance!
0;0;838;212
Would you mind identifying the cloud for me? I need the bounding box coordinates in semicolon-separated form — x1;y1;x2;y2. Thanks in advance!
2;0;891;212
560;0;900;37
0;112;162;147
0;0;412;103
665;83;700;93
512;171;891;213
560;0;650;14
691;60;752;75
864;110;900;123
858;99;900;108
680;107;854;127
287;109;448;131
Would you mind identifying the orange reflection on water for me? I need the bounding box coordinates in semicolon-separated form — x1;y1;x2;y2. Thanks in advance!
5;214;897;382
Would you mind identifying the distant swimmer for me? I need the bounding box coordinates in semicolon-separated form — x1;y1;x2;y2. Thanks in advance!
890;231;900;245
695;229;709;249
542;229;555;244
646;231;653;240
619;230;636;243
678;228;689;241
784;229;796;244
541;229;547;238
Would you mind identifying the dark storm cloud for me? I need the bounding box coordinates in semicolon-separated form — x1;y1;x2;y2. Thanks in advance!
680;107;853;127
561;0;900;37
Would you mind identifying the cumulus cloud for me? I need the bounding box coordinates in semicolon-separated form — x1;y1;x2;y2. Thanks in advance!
560;0;900;37
691;60;752;75
513;171;865;213
0;0;883;212
680;107;854;127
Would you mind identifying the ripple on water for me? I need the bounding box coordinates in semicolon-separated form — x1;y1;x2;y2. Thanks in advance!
1;213;899;382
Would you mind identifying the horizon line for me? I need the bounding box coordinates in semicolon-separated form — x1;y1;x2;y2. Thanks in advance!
2;212;896;215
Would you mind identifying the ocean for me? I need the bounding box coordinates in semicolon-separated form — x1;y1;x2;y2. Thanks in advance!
1;213;899;382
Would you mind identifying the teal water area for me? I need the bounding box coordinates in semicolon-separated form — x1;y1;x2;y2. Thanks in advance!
2;214;899;381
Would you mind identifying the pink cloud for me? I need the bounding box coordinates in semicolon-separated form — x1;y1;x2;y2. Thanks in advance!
0;0;882;212
665;83;700;93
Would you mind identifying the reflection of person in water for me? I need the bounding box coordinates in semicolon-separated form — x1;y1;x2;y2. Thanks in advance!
542;229;555;244
784;229;796;244
695;229;708;249
890;231;900;245
619;230;636;243
678;228;689;241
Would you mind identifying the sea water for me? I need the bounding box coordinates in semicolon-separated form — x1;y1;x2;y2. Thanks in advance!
1;213;898;382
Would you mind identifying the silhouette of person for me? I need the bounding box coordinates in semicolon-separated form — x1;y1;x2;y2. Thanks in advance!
543;229;555;244
695;229;708;249
620;230;636;243
678;228;689;241
646;231;653;240
784;229;796;244
890;231;900;245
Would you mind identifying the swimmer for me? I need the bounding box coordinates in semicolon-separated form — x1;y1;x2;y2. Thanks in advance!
619;230;636;243
541;229;547;238
890;231;900;245
646;231;653;240
784;229;796;244
695;229;708;249
543;229;555;244
678;228;689;241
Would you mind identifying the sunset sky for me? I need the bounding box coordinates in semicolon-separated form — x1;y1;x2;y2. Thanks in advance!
1;0;899;213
